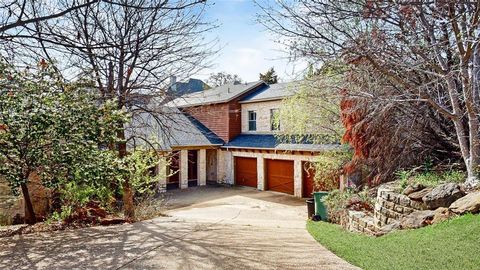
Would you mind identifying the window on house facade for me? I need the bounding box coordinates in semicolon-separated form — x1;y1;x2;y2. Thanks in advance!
248;110;257;131
270;108;280;131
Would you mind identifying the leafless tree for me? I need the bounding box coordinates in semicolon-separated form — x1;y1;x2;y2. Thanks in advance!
257;0;480;187
0;0;99;36
5;0;216;218
206;71;242;87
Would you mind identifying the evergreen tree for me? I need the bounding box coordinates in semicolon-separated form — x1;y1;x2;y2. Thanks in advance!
259;67;278;84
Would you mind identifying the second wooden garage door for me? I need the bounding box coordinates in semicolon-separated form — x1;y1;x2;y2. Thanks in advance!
235;157;258;188
266;159;294;195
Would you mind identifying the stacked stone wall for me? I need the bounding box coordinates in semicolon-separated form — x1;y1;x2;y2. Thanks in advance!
343;211;377;236
373;186;427;227
342;182;428;235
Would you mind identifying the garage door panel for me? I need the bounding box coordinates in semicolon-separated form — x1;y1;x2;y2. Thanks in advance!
266;159;294;195
235;157;258;188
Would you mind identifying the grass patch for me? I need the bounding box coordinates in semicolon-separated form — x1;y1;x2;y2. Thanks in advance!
307;214;480;270
397;170;465;190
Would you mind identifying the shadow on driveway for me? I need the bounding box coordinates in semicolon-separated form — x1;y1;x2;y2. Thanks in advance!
0;186;359;270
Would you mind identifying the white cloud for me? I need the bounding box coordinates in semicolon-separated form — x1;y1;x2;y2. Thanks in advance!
198;35;308;83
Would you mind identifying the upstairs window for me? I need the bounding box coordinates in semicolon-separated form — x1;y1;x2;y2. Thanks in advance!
270;108;280;131
248;110;257;131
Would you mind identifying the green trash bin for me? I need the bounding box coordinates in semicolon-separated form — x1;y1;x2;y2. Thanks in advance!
313;191;329;221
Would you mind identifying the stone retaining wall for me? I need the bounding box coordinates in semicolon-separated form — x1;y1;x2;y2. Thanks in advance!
0;173;51;225
0;178;22;225
373;185;427;227
341;182;428;235
343;210;377;235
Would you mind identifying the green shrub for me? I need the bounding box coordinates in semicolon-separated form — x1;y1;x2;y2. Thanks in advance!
311;146;352;191
322;187;373;223
120;150;164;196
47;205;73;223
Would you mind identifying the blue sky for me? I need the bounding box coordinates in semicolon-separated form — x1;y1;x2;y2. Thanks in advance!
196;0;307;83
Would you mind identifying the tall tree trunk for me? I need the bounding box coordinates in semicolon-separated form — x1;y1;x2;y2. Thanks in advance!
21;182;36;224
116;44;135;219
118;125;135;219
465;43;480;188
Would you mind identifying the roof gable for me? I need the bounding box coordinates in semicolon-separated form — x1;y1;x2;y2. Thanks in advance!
127;106;224;151
167;81;265;107
239;81;302;103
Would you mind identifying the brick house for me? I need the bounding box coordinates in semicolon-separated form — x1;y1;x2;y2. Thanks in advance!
149;80;338;198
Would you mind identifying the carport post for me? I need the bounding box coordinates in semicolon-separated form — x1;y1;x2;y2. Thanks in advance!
157;156;167;192
180;149;189;189
294;159;302;197
198;149;207;186
257;156;265;190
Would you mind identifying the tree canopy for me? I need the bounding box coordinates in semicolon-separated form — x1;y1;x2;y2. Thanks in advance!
206;72;242;87
0;61;125;223
258;0;480;187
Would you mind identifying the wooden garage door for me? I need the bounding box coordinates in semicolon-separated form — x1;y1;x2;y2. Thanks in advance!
235;157;258;188
266;159;294;195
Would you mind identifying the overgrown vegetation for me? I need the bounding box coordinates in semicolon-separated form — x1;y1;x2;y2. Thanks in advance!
259;0;480;188
278;77;344;146
307;214;480;270
0;61;125;224
0;60;167;225
397;170;466;190
322;188;373;224
309;147;352;191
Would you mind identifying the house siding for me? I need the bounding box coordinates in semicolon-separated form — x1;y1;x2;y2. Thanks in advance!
241;100;283;133
228;101;242;141
181;85;265;142
182;103;230;142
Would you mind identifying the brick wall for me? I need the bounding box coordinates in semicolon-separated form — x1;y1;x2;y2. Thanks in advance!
228;102;242;140
183;103;230;142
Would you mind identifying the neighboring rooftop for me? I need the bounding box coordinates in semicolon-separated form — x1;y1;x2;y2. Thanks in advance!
166;81;265;108
170;78;207;96
240;81;302;103
223;134;339;152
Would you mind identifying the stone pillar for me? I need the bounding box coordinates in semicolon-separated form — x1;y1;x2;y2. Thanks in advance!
157;156;168;192
217;150;226;184
198;149;207;186
180;149;189;189
294;159;302;198
225;151;234;185
257;156;265;190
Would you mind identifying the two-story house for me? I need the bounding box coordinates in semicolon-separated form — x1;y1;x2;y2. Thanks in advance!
152;80;337;198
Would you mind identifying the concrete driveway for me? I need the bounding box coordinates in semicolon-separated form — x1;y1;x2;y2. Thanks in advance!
0;186;359;270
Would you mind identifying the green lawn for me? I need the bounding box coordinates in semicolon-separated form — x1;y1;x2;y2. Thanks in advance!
307;214;480;270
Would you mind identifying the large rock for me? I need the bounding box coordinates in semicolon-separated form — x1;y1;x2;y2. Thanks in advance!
403;184;426;195
408;187;432;201
376;220;400;236
400;210;435;229
431;207;454;224
422;183;464;209
449;191;480;214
